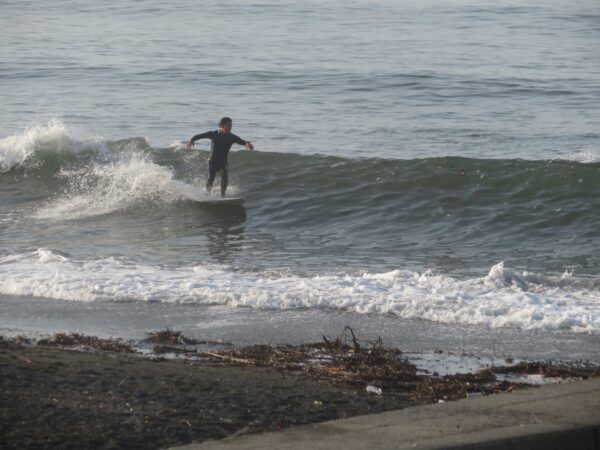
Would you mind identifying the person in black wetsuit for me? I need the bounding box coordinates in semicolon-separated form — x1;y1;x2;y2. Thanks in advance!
187;117;254;196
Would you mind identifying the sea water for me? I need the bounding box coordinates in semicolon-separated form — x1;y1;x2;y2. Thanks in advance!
1;0;599;361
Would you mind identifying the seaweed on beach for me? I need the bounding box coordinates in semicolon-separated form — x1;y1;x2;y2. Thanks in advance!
195;327;600;402
28;327;600;406
492;361;600;379
145;328;233;347
37;332;133;353
411;361;600;403
194;327;503;399
201;327;420;392
53;326;594;401
145;329;196;345
304;331;420;390
412;369;521;402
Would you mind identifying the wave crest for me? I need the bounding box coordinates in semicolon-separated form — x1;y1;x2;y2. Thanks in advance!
0;119;72;171
32;156;206;220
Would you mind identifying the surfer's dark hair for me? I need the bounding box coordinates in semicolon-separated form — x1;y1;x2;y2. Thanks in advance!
219;117;232;126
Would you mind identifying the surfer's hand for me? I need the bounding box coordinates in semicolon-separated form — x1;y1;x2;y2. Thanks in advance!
187;140;194;149
245;142;254;151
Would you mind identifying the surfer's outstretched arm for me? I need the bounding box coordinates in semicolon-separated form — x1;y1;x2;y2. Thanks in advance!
187;132;212;149
231;133;254;151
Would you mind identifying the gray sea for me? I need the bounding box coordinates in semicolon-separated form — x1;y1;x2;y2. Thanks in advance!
1;0;599;362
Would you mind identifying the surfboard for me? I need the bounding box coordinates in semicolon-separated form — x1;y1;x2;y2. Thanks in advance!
190;196;244;206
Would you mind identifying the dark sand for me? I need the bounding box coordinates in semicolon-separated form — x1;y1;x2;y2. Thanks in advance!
3;333;597;450
0;339;416;450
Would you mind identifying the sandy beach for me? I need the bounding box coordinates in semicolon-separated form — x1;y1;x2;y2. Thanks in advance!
2;332;598;450
0;337;417;450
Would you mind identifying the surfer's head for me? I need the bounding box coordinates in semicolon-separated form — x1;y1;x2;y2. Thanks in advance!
219;117;233;133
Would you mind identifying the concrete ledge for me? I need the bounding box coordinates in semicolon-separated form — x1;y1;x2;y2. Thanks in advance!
170;378;600;450
443;426;599;450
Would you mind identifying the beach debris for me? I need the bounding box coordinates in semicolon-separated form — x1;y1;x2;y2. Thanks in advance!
196;328;599;403
202;351;254;365
492;361;600;380
13;335;31;345
366;385;383;395
145;329;196;345
412;369;518;402
145;329;233;347
12;354;32;365
200;327;420;393
36;332;133;353
11;329;599;409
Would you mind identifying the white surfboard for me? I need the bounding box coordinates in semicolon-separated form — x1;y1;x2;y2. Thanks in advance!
171;180;244;206
193;196;244;206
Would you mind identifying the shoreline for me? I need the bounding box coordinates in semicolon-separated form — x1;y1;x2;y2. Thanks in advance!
1;333;598;449
3;296;600;364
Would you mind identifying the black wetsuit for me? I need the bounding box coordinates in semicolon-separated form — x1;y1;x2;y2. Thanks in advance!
190;130;248;195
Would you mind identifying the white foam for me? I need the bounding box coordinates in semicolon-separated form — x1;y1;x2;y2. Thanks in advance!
169;140;189;150
1;252;599;334
0;120;68;171
0;119;109;172
562;149;600;164
32;155;201;220
30;149;226;220
0;212;17;225
0;119;68;171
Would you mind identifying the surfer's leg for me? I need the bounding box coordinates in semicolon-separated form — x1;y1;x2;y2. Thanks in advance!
206;161;217;192
220;164;229;197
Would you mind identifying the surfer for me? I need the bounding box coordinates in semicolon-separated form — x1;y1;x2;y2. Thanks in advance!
187;117;254;196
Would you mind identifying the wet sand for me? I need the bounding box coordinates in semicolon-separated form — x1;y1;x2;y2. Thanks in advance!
0;338;416;450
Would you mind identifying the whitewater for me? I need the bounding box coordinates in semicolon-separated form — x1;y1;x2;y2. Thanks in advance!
1;248;599;333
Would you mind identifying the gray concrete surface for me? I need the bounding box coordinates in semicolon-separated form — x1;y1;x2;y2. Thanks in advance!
170;377;600;450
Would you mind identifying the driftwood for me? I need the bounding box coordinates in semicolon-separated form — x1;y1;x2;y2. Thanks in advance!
201;351;254;365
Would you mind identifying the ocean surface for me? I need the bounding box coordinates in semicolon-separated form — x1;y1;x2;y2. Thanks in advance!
1;0;600;360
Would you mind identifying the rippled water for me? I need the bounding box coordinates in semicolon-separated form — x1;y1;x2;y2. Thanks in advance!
2;0;599;158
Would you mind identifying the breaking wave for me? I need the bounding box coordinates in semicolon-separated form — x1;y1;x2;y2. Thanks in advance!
1;249;599;333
